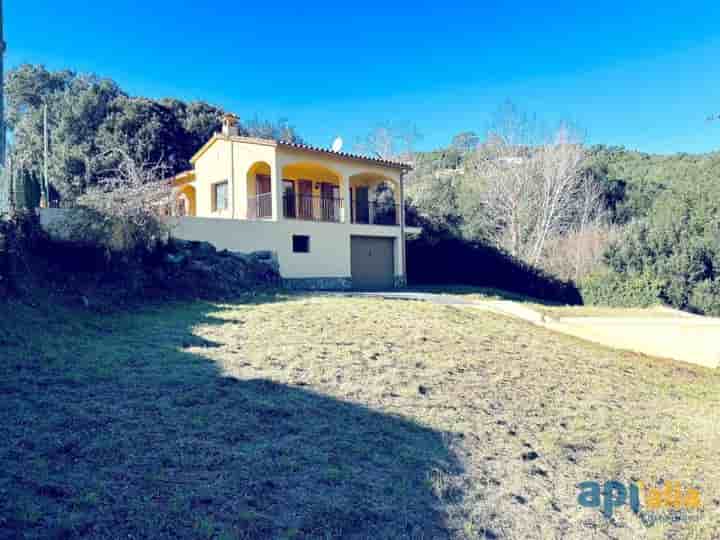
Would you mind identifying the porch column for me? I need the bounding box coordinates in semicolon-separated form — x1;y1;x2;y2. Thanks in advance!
271;157;283;221
342;175;352;223
399;169;407;285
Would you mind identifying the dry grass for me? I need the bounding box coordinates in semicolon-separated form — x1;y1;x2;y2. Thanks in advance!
2;294;719;539
537;305;688;319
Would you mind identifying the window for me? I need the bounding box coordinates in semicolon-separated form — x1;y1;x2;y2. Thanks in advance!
292;235;310;253
212;181;229;211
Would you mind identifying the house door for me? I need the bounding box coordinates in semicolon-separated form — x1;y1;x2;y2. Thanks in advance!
283;180;296;218
351;236;395;290
320;182;339;221
298;180;313;219
256;175;271;195
355;186;370;224
255;174;272;218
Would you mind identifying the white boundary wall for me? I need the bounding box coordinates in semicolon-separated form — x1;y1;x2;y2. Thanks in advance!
37;209;417;283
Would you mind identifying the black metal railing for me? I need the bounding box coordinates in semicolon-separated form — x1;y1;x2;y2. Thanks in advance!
247;192;273;219
283;194;342;222
351;201;398;226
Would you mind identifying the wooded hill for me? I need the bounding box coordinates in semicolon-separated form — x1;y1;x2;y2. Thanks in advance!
3;64;719;314
409;141;720;315
415;144;720;222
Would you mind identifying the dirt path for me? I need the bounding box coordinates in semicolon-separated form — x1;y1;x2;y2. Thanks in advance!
346;292;720;369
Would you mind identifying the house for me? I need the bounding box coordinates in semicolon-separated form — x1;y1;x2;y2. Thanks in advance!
170;114;421;290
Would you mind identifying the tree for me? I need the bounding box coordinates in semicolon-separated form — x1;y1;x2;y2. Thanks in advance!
354;122;421;162
243;115;303;143
74;149;172;253
451;131;480;153
602;181;720;314
5;64;304;205
463;105;591;266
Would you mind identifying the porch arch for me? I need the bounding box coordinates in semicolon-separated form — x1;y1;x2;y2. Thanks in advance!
246;161;272;219
175;184;196;216
348;172;400;225
281;162;343;221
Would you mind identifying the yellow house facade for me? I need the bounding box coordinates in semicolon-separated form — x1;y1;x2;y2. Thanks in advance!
170;115;420;289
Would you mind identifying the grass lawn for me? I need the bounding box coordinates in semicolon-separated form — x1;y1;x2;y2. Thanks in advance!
535;306;689;320
1;294;719;539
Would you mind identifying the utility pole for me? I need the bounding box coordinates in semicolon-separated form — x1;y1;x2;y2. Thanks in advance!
0;0;6;166
7;150;13;211
0;0;7;212
43;103;49;206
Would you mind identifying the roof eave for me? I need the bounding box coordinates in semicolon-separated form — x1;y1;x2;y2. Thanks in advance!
277;141;413;171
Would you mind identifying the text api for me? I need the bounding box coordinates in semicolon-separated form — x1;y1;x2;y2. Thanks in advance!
578;480;702;518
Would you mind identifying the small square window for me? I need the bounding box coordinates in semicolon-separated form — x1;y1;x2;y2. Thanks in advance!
292;235;310;253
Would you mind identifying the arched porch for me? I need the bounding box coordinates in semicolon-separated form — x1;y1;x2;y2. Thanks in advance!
281;162;343;222
246;161;273;219
348;173;400;225
174;184;197;217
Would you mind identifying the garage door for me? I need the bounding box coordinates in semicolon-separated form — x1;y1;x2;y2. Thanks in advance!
351;236;395;290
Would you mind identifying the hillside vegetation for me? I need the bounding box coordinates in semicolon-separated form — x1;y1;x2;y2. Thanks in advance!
408;132;720;315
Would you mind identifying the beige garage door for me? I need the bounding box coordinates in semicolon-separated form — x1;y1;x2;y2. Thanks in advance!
351;236;395;290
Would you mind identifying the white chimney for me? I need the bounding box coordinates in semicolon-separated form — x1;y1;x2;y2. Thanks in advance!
221;113;239;137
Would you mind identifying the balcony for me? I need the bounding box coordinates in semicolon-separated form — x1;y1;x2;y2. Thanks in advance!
283;194;343;223
247;193;400;226
247;192;273;219
351;201;398;226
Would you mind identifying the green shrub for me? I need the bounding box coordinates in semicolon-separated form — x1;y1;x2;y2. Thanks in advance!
689;280;720;317
46;207;168;255
598;182;720;314
580;269;663;308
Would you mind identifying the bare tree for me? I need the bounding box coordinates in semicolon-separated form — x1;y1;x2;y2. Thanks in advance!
82;149;170;210
468;104;592;267
354;122;422;163
74;149;172;252
572;172;606;280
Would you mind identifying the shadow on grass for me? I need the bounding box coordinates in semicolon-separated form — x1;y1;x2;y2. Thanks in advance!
0;294;464;539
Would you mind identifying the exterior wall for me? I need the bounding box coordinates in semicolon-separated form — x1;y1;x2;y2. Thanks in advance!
194;139;232;218
169;216;413;284
38;208;69;233
192;137;278;220
191;137;405;226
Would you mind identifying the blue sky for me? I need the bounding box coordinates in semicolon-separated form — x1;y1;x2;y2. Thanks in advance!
6;1;720;154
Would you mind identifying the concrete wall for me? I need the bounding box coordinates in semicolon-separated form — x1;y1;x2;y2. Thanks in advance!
169;216;409;281
38;208;67;230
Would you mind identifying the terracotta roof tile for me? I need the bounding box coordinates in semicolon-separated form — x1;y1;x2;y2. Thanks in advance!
277;140;412;170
